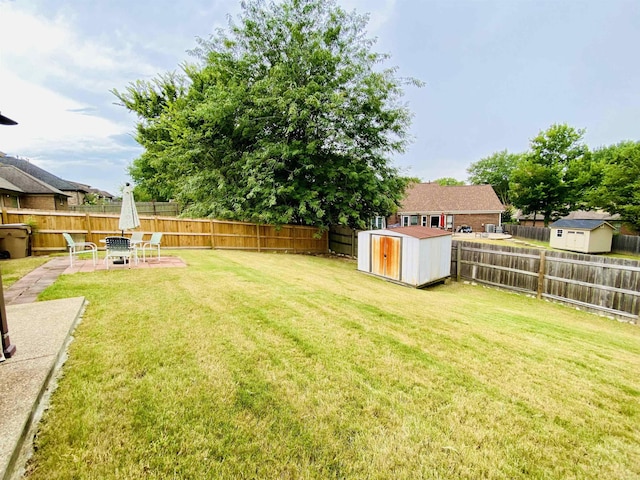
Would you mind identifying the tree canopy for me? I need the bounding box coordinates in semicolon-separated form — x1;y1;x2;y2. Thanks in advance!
467;150;521;205
589;141;640;232
433;177;465;186
113;0;420;229
510;124;588;226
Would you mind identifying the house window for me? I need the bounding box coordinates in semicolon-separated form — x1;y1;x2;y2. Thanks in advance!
410;215;418;226
430;216;440;228
371;216;386;229
446;215;453;229
421;216;428;227
556;229;563;237
402;216;409;227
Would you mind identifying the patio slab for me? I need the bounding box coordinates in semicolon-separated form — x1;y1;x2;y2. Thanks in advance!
0;297;86;480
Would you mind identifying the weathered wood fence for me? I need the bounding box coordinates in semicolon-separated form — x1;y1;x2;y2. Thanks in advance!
329;225;359;257
452;241;640;322
1;208;328;255
507;225;551;242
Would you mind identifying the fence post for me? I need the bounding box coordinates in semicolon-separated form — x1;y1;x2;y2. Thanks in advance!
292;226;297;253
537;250;546;299
85;213;92;240
351;229;356;258
456;243;462;281
256;224;261;252
1;207;7;224
210;220;216;249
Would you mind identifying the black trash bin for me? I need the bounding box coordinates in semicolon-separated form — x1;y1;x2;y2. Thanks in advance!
0;224;32;259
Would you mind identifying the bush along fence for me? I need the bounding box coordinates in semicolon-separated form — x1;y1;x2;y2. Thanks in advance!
508;224;640;255
1;208;328;255
452;240;640;323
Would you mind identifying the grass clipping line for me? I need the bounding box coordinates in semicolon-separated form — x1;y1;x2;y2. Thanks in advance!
24;250;640;479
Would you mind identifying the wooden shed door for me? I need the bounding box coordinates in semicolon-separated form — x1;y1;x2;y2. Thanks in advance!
371;235;401;280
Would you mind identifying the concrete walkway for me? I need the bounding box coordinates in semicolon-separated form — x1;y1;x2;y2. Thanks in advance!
0;255;186;480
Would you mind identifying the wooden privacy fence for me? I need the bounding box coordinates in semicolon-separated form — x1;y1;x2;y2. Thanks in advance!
1;208;328;255
329;225;359;257
70;202;180;216
452;241;640;323
507;225;551;242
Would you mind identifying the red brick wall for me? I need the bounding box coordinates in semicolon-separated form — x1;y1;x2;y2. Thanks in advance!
387;212;501;232
451;213;501;233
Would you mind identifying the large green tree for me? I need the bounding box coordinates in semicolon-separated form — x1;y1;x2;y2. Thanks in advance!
589;141;640;232
510;124;589;226
434;177;465;186
466;150;521;205
114;0;419;229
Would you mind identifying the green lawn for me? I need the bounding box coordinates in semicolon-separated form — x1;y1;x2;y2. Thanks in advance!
24;250;640;479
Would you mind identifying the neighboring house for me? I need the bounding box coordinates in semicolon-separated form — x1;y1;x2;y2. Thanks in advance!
549;219;615;254
517;209;634;235
0;154;88;205
67;181;114;204
388;183;504;233
0;165;70;210
0;176;24;208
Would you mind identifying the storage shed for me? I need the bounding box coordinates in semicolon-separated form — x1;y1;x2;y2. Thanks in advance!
549;219;615;253
357;226;452;288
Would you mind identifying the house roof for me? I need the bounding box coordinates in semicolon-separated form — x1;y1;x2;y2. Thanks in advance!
0;176;23;193
549;219;615;231
399;183;503;213
0;165;68;196
385;226;452;239
0;155;83;192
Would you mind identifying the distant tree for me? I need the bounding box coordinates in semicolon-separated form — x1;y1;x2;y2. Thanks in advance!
113;0;421;230
434;177;465;186
467;150;522;205
510;124;588;226
589;141;640;231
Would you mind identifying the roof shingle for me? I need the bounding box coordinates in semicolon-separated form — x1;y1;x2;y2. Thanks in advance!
399;183;503;213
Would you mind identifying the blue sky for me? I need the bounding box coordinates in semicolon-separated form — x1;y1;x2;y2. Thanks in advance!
1;0;638;196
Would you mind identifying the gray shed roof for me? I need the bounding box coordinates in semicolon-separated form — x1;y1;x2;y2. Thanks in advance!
0;165;68;196
0;155;83;191
550;219;615;230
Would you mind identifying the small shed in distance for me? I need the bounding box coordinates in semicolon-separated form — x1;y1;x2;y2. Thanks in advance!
357;226;452;288
549;219;615;254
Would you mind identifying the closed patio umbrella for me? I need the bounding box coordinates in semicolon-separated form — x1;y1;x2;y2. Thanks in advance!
118;182;140;235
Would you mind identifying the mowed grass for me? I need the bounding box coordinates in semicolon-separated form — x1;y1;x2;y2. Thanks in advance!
25;250;640;479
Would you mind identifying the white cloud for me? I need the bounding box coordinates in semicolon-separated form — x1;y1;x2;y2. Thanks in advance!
0;70;130;155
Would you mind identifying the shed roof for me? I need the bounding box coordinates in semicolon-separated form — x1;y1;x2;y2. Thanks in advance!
550;219;615;230
386;226;452;239
399;183;503;213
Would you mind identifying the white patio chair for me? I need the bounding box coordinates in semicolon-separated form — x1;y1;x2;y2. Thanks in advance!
129;231;145;247
62;232;97;267
104;236;137;269
142;232;163;262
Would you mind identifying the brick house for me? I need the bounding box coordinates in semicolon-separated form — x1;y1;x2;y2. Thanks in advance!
0;165;70;210
0;154;87;205
388;183;504;233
